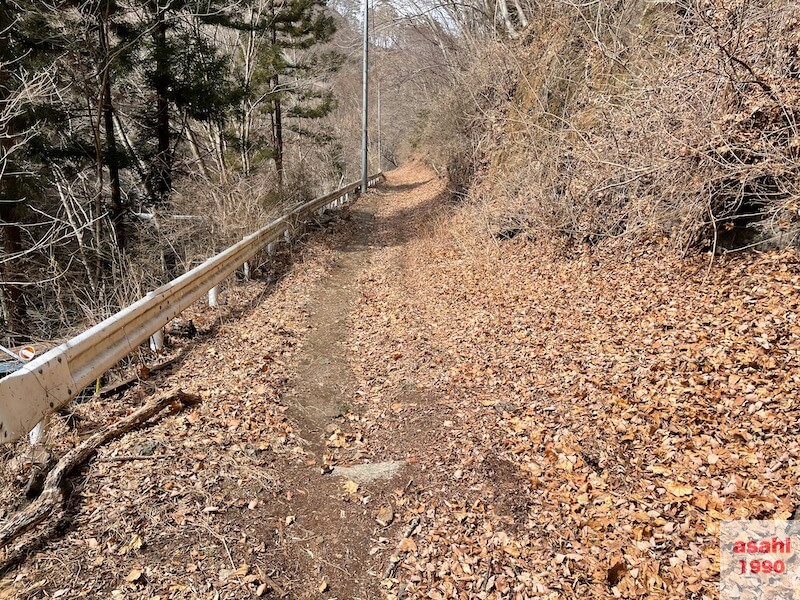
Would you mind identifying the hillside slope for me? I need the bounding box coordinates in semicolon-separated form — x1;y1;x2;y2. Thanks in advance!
348;165;800;597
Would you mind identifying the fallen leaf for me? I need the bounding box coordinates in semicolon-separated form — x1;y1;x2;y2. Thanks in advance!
607;561;626;586
118;534;143;555
664;481;694;497
124;568;143;583
377;505;394;527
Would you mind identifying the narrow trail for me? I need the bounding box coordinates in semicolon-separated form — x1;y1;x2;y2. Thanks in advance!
275;195;395;599
288;203;375;444
0;163;450;599
272;165;449;599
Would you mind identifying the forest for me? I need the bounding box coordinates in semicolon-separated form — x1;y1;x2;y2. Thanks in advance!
0;0;452;347
5;0;798;348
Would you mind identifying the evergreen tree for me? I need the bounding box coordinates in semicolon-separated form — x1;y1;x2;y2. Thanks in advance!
0;0;346;342
232;0;340;183
139;0;239;204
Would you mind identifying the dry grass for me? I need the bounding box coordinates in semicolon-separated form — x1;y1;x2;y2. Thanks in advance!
420;0;800;253
13;167;308;344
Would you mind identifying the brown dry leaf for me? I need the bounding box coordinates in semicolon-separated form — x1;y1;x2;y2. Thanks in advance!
607;562;626;587
124;568;143;583
342;480;359;495
118;533;143;555
231;564;249;577
398;537;417;553
377;505;394;527
647;465;671;475
664;481;694;498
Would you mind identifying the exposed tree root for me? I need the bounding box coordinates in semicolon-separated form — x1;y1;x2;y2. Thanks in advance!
0;388;199;551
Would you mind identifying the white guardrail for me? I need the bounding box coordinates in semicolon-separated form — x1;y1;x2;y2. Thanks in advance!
0;174;383;444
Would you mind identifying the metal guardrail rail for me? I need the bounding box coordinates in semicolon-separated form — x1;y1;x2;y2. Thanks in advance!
0;174;383;444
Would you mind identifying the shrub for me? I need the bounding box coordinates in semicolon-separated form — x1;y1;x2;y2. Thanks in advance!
421;0;800;251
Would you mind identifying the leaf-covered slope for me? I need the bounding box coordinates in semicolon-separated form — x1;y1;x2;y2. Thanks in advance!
348;164;800;598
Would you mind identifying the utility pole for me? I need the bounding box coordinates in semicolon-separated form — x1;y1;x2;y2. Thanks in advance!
361;0;369;194
377;81;381;173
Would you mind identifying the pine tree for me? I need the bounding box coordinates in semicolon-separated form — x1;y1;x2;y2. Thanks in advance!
133;0;240;204
231;0;340;183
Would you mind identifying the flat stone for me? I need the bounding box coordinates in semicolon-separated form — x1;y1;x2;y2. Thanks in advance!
493;401;518;414
332;461;404;484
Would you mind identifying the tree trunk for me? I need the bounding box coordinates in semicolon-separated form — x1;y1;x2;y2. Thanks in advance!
211;122;228;183
0;204;27;344
273;82;284;187
496;0;517;37
87;91;104;287
113;111;151;194
0;4;27;343
512;0;528;29
152;2;172;204
269;0;284;187
185;126;213;181
239;15;256;176
99;6;125;251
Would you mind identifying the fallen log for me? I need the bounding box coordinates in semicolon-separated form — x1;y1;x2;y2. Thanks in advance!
0;388;199;550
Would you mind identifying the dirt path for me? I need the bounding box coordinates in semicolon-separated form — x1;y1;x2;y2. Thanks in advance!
288;203;375;444
272;165;450;599
274;197;397;599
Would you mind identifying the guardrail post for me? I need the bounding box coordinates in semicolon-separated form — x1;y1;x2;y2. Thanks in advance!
208;286;219;307
150;329;165;352
28;414;49;446
241;235;252;280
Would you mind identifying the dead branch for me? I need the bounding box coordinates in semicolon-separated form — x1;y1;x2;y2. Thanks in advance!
97;353;184;398
383;516;421;580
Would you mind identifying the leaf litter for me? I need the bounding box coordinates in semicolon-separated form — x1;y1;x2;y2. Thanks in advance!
0;163;798;599
343;165;800;598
